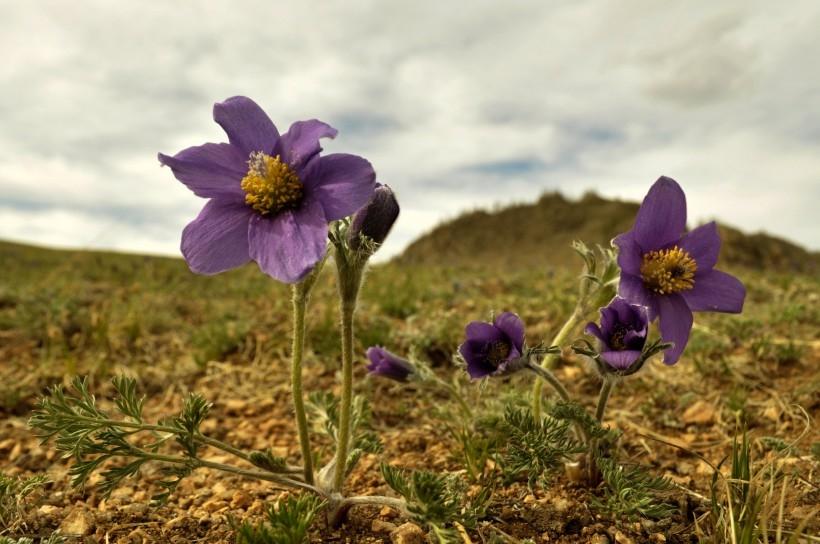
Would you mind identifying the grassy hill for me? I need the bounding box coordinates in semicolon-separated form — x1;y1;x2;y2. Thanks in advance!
397;192;820;274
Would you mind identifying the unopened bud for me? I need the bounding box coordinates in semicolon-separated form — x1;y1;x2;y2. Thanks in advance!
347;184;399;252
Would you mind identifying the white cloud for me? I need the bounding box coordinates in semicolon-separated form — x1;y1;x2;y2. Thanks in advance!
1;0;818;264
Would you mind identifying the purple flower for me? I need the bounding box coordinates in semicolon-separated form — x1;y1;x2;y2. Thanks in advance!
614;177;745;364
158;96;376;283
366;347;414;382
585;297;649;371
347;184;400;251
458;312;525;379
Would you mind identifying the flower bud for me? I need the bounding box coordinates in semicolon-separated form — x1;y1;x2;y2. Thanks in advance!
365;346;415;382
347;184;400;252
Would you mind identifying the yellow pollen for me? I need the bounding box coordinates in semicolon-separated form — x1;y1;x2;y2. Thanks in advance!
240;152;303;216
640;246;697;295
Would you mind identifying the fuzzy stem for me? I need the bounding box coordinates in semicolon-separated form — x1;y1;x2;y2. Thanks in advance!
291;283;315;485
332;299;357;492
434;378;473;420
143;452;321;494
531;310;584;418
526;361;572;404
340;495;407;511
595;378;614;423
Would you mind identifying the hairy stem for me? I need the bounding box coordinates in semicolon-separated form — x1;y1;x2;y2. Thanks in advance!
595;378;614;423
123;444;323;494
434;378;473;420
291;283;315;485
341;495;407;512
531;310;584;418
527;362;588;444
526;361;572;403
332;300;357;492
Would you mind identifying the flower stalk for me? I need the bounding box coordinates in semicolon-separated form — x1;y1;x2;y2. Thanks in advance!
291;284;314;485
331;236;366;493
289;256;327;486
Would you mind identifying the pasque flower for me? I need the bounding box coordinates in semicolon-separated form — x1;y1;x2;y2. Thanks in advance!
584;297;649;371
159;96;376;283
459;312;526;379
614;177;745;364
347;184;400;252
365;347;414;382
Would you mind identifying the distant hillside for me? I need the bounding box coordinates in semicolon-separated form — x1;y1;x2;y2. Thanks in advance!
397;192;819;273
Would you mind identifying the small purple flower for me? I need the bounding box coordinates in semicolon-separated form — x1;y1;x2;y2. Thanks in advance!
458;312;525;379
347;184;400;251
366;347;414;382
159;96;376;283
585;297;649;371
614;177;745;364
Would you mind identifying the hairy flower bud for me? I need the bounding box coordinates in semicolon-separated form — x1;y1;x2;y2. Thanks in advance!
347;184;400;252
366;346;415;382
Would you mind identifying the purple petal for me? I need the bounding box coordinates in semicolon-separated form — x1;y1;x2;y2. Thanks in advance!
679;221;721;272
601;350;642;370
657;293;693;364
213;96;280;156
682;270;745;313
584;322;607;344
608;297;634;324
493;312;525;352
464;321;504;343
619;274;659;320
613;232;642;275
247;198;328;283
278;120;338;171
459;340;496;379
181;199;253;274
303;153;377;221
158;144;246;200
600;306;618;336
632;176;687;250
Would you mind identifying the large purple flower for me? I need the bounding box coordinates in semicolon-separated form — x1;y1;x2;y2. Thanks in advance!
614;177;745;364
458;312;525;379
366;346;414;382
584;297;649;371
158;96;376;283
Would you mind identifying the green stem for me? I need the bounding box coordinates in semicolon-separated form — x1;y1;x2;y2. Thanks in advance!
526;362;572;403
137;451;321;494
595;378;614;423
435;378;473;420
527;361;588;444
332;300;356;492
532;309;585;419
291;284;315;485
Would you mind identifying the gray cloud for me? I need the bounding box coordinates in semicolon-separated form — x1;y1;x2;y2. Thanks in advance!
1;0;819;262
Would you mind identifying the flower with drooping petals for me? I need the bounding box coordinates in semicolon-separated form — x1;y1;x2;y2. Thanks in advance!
614;176;745;364
584;297;649;371
365;346;414;382
158;96;376;283
458;312;526;379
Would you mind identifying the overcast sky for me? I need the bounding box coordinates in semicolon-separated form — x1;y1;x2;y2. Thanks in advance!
2;1;819;261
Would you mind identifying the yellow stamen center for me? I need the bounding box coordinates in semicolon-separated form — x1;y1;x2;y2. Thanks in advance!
240;152;303;216
640;246;697;294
